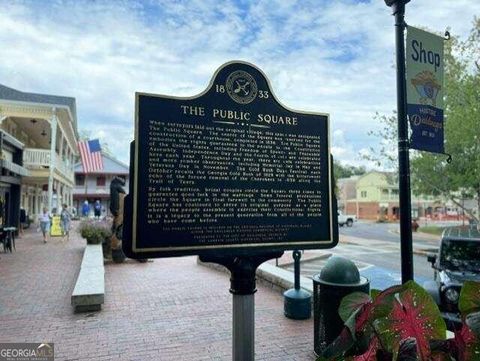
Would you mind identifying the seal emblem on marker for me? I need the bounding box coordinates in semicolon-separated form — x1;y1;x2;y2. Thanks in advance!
226;70;258;104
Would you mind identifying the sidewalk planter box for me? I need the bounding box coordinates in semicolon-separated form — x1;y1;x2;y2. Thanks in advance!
71;244;105;312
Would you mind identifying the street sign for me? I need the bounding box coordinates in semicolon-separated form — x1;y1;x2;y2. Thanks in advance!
406;26;445;154
123;61;337;259
50;215;62;237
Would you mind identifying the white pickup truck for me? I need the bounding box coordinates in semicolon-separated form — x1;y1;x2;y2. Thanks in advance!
338;211;357;227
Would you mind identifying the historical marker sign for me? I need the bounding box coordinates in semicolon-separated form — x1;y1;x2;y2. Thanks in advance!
123;61;337;259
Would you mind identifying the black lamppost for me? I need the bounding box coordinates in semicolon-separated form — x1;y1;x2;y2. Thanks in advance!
385;0;414;283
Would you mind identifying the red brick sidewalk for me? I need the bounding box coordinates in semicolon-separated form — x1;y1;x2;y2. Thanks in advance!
0;224;316;360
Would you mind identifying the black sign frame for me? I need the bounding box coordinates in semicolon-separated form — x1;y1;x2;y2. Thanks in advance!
123;61;337;259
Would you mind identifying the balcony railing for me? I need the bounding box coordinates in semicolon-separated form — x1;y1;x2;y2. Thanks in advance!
23;148;73;181
23;148;50;168
0;159;30;176
55;155;71;178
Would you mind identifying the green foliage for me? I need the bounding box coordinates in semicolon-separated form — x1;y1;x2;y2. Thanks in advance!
334;161;367;180
334;160;367;194
78;219;111;245
318;281;480;361
459;281;480;317
418;226;445;236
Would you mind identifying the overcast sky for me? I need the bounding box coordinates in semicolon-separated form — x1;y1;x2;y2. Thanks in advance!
1;0;478;167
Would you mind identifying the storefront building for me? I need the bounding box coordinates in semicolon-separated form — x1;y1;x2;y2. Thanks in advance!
0;84;78;220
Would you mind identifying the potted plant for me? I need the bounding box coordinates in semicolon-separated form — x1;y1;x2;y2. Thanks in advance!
317;280;480;360
78;219;111;245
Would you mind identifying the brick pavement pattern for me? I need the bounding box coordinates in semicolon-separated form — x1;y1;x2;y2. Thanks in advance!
0;223;316;360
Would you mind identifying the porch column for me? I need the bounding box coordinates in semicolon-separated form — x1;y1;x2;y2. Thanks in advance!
48;109;57;212
68;186;72;208
66;147;71;172
59;135;64;162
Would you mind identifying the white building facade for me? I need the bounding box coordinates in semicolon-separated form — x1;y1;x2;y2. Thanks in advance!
73;153;129;217
0;84;78;218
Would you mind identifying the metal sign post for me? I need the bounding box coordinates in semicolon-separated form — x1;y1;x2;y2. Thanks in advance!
200;252;283;361
385;0;414;283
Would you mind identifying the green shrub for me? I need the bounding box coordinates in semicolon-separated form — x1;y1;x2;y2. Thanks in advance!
78;219;111;245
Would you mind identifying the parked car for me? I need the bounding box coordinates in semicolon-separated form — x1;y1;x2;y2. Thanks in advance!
424;226;480;330
338;211;356;227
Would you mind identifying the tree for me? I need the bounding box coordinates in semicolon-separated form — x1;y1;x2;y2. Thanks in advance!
334;160;366;179
333;159;366;196
365;18;480;221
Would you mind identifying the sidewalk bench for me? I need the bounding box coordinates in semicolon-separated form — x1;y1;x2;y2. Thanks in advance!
71;244;105;312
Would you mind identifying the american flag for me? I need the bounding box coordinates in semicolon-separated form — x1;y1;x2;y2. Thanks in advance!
78;139;103;173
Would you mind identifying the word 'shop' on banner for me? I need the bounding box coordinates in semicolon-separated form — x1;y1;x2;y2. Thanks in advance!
406;26;445;154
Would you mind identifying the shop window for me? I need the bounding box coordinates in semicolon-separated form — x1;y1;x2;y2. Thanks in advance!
96;176;106;186
75;174;85;186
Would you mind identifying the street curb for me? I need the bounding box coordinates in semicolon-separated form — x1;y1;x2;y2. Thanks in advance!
274;252;331;268
197;243;439;295
197;257;314;294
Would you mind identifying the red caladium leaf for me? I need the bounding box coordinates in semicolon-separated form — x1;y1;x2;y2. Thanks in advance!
459;281;480;317
395;337;418;361
339;292;372;323
371;289;381;300
465;311;480;337
345;336;381;361
452;323;480;361
355;284;405;333
321;327;355;360
375;281;446;361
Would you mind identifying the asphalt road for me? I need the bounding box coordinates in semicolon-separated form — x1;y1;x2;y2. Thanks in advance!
340;221;438;280
284;221;440;288
338;220;439;244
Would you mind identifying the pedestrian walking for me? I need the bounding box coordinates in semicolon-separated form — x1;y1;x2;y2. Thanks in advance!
60;204;72;241
94;200;101;219
82;200;90;217
38;207;51;243
19;207;26;237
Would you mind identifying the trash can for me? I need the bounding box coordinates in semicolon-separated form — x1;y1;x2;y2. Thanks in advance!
313;256;370;356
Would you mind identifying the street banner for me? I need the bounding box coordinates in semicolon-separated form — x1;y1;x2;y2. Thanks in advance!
406;26;444;153
123;61;337;259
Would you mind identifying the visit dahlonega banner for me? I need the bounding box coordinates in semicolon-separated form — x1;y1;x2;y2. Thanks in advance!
406;26;444;154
